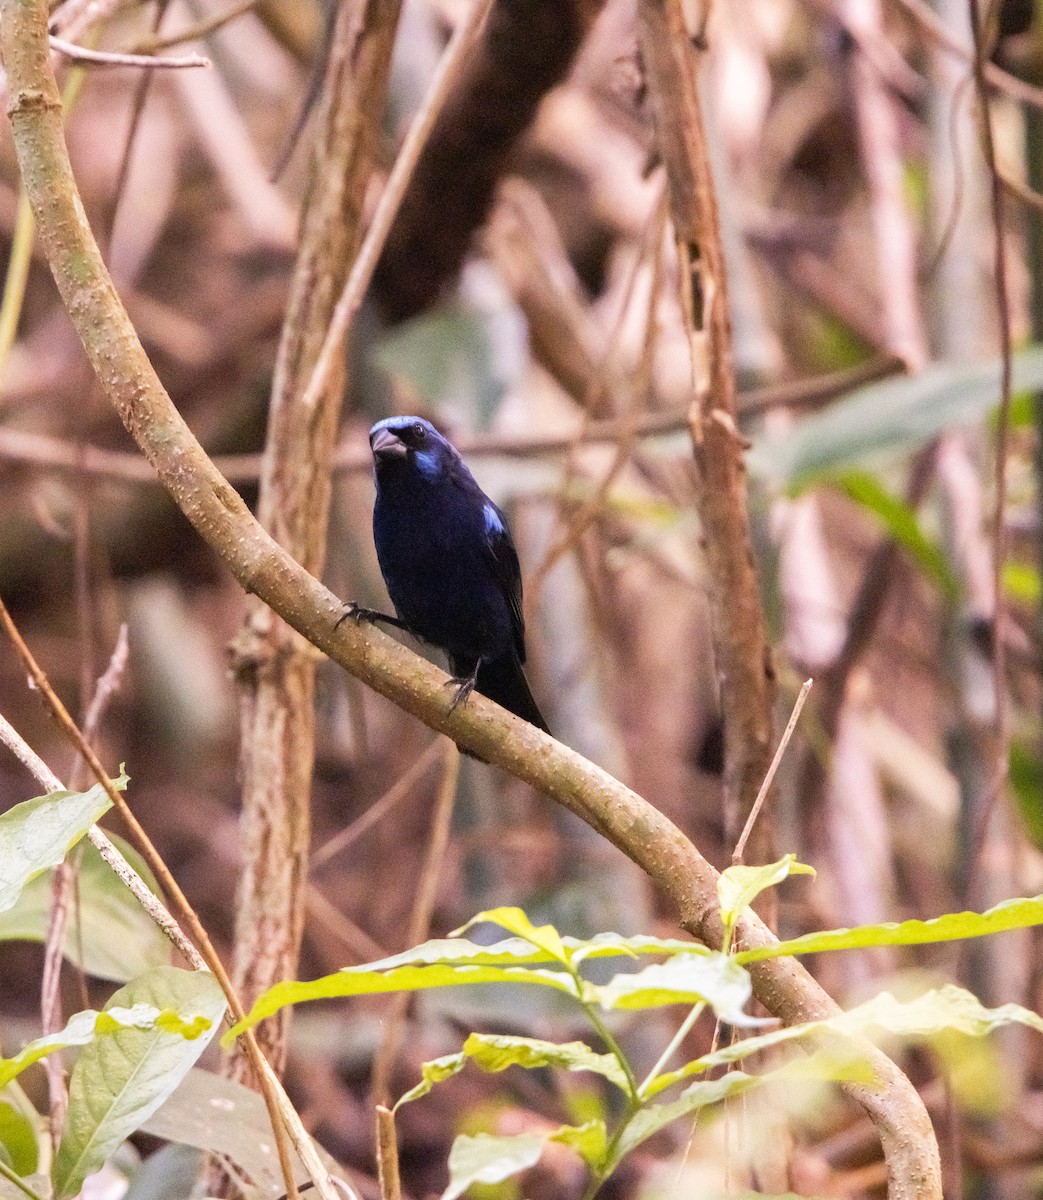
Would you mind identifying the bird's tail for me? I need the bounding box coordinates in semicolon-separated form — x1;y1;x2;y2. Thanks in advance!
475;654;550;733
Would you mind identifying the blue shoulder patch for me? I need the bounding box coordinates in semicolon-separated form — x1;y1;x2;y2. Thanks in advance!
483;503;506;537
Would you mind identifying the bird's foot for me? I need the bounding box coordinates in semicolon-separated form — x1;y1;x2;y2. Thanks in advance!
447;668;479;714
335;602;409;632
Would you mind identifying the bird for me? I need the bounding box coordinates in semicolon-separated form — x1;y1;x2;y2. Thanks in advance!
342;415;549;733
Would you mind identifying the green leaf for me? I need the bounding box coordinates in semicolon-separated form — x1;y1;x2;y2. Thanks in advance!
453;908;569;962
0;1102;37;1176
52;967;226;1199
551;1121;608;1167
717;856;816;931
442;1121;608;1199
0;834;169;982
566;932;709;964
450;912;707;965
821;472;959;601
396;1036;629;1110
598;953;764;1026
462;1034;630;1091
748;345;1043;484
647;985;1043;1097
0;773;128;913
830;985;1043;1040
224;959;578;1045
443;1131;547;1199
395;1053;468;1108
0;1002;213;1090
734;893;1043;965
615;1072;757;1159
616;1051;876;1163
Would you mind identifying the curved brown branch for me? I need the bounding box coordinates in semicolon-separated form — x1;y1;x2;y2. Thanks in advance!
1;1;939;1194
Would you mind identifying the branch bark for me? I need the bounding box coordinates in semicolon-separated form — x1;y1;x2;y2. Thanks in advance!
637;0;775;849
0;0;940;1193
229;0;402;1077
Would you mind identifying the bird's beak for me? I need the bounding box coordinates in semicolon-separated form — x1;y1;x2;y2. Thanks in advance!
370;427;408;459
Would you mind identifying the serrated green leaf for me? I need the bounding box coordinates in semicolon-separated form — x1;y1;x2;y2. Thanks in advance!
52;967;226;1199
734;893;1043;965
224;961;578;1045
0;1101;37;1176
0;773;128;914
453;908;568;961
598;953;763;1026
748;346;1043;483
717;856;816;931
820;472;959;601
462;1034;631;1091
0;834;168;982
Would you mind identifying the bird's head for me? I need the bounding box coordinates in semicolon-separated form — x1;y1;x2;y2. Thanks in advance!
369;416;456;480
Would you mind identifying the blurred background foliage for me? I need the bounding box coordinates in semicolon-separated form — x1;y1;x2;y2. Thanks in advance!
3;0;1043;1195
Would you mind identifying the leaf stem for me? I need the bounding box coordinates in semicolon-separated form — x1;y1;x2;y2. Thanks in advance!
638;1001;705;1098
0;1159;46;1200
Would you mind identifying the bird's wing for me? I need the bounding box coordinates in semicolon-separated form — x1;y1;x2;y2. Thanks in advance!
482;501;526;663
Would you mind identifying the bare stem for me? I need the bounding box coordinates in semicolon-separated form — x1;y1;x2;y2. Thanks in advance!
733;680;813;866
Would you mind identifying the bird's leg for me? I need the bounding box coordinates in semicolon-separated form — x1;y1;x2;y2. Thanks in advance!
335;602;411;633
446;661;480;714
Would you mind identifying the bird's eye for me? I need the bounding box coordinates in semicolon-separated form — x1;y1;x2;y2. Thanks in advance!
413;422;427;442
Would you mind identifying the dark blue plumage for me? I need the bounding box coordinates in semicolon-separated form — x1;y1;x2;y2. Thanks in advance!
348;415;548;732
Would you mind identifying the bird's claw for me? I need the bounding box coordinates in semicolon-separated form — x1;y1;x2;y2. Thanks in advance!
447;673;477;714
336;602;377;629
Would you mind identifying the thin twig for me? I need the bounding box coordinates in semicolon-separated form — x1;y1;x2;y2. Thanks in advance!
311;737;445;870
533;188;670;592
0;357;904;486
732;680;813;865
374;1107;402;1200
0;708;203;965
71;623;129;789
130;0;257;53
48;33;209;68
0;599;313;1200
306;886;388;962
295;0;494;418
41;623;130;1137
961;0;1014;900
894;0;1043;110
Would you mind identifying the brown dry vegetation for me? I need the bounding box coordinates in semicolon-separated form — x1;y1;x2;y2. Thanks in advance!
2;0;1043;1197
